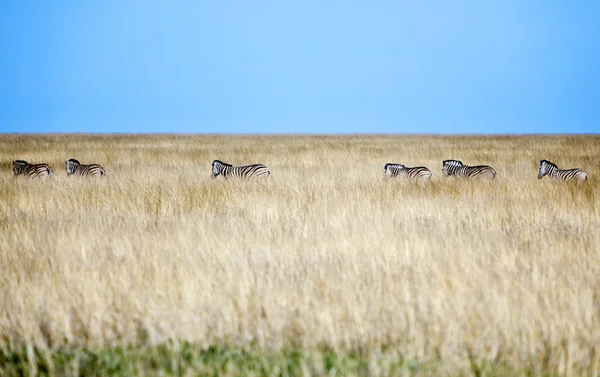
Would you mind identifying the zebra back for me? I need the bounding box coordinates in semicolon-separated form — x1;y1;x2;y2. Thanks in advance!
66;159;105;177
212;160;270;179
12;160;53;178
385;163;432;181
539;160;588;182
442;160;496;180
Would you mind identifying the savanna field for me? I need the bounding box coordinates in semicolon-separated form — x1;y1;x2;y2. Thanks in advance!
0;134;599;376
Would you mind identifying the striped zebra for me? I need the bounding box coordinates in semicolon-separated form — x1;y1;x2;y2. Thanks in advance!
211;160;270;179
65;159;105;177
538;159;588;182
12;160;53;178
442;160;496;180
384;163;432;182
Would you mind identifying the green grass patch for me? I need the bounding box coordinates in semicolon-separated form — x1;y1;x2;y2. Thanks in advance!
0;343;562;377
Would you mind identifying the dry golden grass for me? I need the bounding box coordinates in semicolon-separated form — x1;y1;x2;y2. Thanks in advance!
0;134;599;375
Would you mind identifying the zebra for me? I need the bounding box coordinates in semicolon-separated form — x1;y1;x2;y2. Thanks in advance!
538;160;588;182
211;160;270;179
442;160;496;180
384;163;432;182
12;160;53;178
65;159;105;177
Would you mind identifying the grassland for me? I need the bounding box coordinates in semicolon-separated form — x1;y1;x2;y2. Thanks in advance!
0;134;598;376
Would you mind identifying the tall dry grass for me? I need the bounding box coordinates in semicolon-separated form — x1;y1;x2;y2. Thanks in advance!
0;134;599;374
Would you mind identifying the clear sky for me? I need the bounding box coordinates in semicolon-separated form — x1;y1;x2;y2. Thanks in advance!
1;1;599;134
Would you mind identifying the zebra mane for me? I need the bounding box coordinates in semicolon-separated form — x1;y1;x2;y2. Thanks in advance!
13;160;28;165
540;159;557;168
67;158;81;165
385;163;403;169
213;160;232;167
444;159;463;166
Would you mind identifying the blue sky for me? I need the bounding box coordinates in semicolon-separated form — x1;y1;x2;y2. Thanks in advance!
1;1;599;134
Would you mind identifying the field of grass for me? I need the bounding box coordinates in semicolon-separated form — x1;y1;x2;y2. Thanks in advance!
0;134;599;376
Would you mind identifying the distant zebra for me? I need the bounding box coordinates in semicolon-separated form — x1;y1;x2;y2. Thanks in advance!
12;160;53;178
384;163;432;182
538;160;588;182
65;159;105;177
442;160;496;180
211;160;270;179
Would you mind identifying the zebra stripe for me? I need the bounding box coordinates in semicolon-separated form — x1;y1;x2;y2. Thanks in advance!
66;159;105;177
442;160;496;180
384;163;432;182
538;160;588;182
12;160;53;178
211;160;270;179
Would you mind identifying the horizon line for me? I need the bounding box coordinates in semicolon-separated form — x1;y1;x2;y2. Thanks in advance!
1;132;599;137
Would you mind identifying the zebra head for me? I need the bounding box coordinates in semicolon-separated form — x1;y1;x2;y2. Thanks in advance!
12;160;28;175
442;160;463;175
384;163;391;177
384;163;403;177
211;160;224;178
65;159;81;175
538;159;556;179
